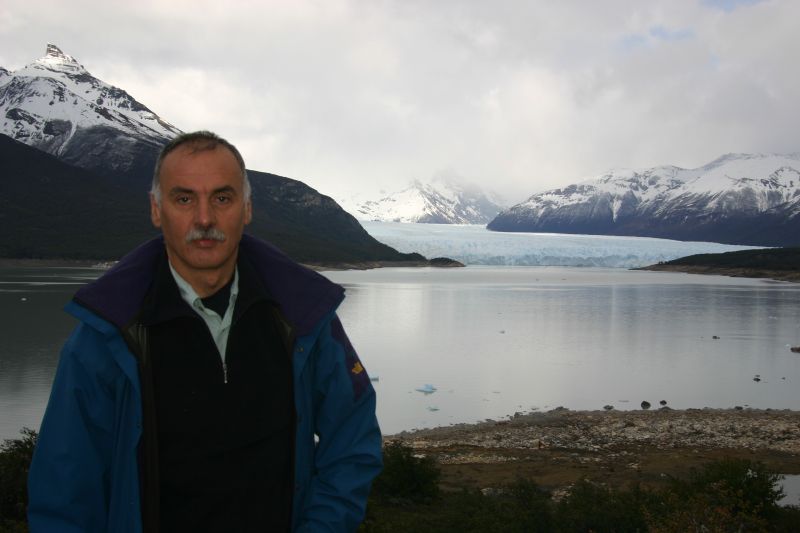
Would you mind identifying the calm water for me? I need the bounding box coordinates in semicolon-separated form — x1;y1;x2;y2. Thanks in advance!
1;265;799;441
326;267;800;434
0;266;104;442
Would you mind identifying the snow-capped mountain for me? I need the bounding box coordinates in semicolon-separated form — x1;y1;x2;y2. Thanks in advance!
488;153;800;246
0;44;180;176
0;45;427;264
340;179;505;224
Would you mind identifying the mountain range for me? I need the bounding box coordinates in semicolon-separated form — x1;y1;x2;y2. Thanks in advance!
5;45;797;253
0;44;178;180
488;153;800;247
339;179;504;224
0;44;423;264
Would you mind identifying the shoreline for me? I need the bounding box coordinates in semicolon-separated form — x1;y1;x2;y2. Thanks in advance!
0;258;109;268
6;259;794;279
638;264;800;283
0;258;465;271
386;408;800;493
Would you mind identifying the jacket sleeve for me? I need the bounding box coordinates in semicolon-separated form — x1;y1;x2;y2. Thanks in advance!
27;324;121;532
296;315;382;532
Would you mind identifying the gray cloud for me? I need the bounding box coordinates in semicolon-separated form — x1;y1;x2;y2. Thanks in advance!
1;0;797;205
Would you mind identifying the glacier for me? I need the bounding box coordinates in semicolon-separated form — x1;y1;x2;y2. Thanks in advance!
362;221;760;268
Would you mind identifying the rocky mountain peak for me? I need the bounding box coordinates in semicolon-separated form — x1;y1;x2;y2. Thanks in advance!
35;43;86;74
45;43;72;60
1;44;181;174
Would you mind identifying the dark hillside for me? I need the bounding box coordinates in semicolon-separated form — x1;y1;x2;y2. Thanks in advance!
0;133;156;259
662;247;800;270
0;134;423;264
640;247;800;282
247;169;423;264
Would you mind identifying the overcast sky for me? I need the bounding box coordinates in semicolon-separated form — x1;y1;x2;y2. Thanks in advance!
2;0;798;204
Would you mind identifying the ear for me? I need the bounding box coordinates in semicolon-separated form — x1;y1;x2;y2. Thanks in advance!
244;199;252;225
150;193;162;228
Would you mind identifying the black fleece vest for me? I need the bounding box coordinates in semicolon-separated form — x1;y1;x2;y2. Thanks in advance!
141;255;294;532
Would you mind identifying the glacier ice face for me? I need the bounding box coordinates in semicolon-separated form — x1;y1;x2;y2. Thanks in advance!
362;221;759;268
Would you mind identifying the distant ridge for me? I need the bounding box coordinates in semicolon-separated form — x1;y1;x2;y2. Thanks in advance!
488;153;800;247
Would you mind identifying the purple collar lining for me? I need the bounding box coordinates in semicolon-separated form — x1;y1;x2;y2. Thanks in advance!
73;234;344;337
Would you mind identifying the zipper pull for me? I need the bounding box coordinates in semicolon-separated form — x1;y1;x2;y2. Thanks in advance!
223;361;228;384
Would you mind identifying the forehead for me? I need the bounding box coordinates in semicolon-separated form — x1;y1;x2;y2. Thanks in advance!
159;145;244;189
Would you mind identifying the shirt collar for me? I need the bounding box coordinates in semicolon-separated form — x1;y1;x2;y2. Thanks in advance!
168;261;239;318
138;247;273;327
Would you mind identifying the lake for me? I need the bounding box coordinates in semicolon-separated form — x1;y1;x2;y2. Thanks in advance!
2;264;799;440
327;266;800;434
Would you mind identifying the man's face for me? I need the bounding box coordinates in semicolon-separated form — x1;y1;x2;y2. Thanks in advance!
150;145;252;281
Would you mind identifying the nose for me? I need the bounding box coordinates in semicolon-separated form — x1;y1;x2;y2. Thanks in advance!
195;197;216;228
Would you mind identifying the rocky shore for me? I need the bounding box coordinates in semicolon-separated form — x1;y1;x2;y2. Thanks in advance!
387;408;800;494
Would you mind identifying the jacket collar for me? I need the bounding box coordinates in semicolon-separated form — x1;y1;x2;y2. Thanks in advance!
73;234;345;337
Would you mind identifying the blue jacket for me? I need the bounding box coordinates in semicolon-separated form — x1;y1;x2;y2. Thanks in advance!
28;235;382;532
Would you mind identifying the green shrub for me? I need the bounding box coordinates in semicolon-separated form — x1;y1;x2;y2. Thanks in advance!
363;480;554;533
500;478;554;533
0;428;37;532
362;447;798;532
554;479;652;533
651;458;786;532
371;441;441;504
672;459;783;515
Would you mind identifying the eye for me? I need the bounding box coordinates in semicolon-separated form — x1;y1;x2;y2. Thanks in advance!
215;195;233;204
176;195;192;205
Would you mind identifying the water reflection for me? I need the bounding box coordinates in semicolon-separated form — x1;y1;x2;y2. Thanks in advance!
326;267;800;434
0;267;100;440
1;265;799;439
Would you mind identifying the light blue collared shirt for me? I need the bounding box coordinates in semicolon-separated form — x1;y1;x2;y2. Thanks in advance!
168;263;239;367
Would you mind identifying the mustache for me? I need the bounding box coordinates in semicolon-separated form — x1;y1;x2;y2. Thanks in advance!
185;227;227;243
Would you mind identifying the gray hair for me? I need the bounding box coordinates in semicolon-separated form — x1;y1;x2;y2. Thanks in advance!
151;130;252;205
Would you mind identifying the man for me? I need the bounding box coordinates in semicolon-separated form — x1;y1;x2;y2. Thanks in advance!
28;131;382;532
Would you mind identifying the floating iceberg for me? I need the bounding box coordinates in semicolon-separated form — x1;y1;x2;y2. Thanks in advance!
415;384;437;394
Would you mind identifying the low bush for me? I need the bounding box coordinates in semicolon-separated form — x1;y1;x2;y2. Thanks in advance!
0;428;37;532
650;458;787;533
362;443;800;532
3;433;800;532
370;441;441;504
555;479;655;533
